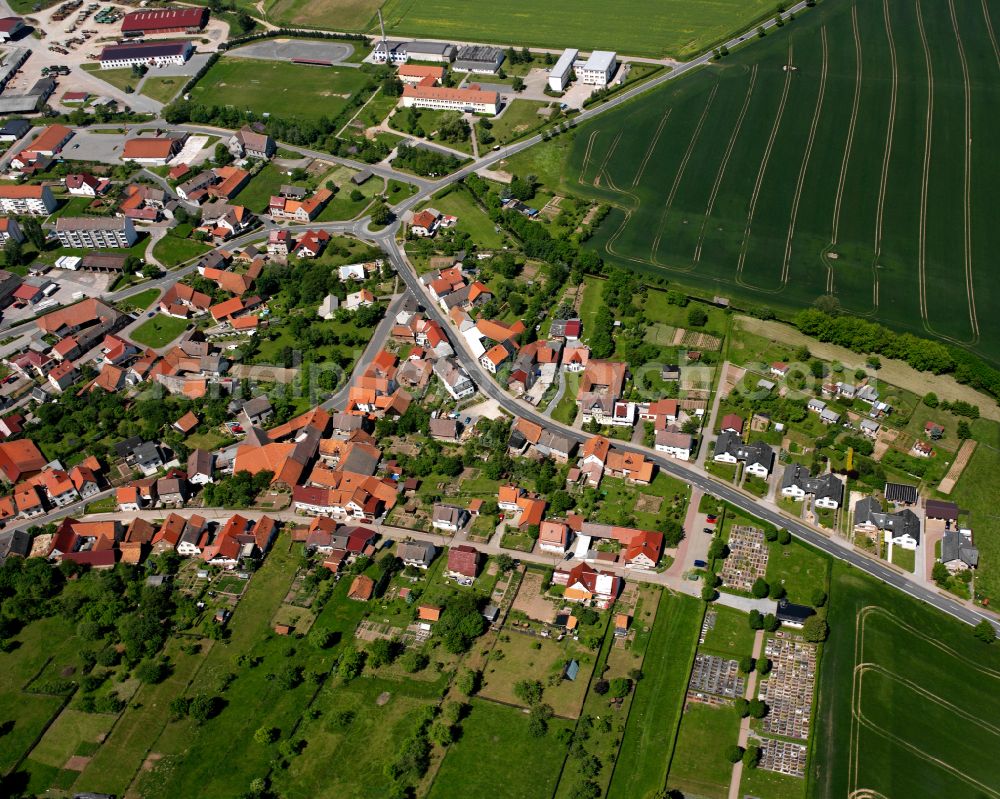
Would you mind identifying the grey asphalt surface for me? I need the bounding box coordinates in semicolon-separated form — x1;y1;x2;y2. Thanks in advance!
225;39;356;65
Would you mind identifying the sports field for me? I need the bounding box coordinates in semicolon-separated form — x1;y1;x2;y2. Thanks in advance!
813;561;1000;798
566;0;1000;364
377;0;774;58
189;58;372;121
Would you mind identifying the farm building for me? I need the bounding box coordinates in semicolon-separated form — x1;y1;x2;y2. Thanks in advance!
121;7;209;34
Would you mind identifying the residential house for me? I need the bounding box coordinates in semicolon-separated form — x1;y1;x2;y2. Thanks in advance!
228;126;275;160
446;544;479;585
0;438;46;483
552;563;621;609
432;503;469;532
429;418;460;442
853;496;921;550
654;429;693;461
187;448;214;484
539;519;572;554
397;539;437;569
0;217;23;245
713;430;774;478
348;574;375;601
780;464;845;509
941;528;979;573
156;476;187;507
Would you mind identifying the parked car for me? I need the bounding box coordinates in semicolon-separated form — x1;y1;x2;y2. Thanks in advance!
703;527;714;534
693;559;708;568
706;514;717;523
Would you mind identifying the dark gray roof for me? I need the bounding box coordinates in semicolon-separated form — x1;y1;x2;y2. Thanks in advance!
776;600;815;624
782;464;843;502
884;482;918;505
0;528;30;561
941;530;978;568
114;435;143;459
856;498;920;544
397;539;436;564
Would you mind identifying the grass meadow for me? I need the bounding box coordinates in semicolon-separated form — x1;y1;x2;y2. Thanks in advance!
378;0;775;58
607;592;703;799
189;58;373;121
559;0;1000;365
812;560;1000;798
428;699;572;799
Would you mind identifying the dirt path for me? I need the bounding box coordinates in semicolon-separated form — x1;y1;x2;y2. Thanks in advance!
735;316;1000;421
938;438;977;494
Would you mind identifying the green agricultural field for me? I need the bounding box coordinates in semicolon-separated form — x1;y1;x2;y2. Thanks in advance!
130;314;191;348
379;0;775;58
189;58;373;121
260;0;382;30
607;592;702;799
428;699;572;799
557;0;1000;365
949;433;1000;602
812;560;1000;798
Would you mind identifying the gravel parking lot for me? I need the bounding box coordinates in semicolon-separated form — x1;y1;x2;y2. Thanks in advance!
226;39;356;64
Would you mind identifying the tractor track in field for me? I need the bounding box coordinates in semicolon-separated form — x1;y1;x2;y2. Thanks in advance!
632;107;671;187
825;3;863;295
694;65;758;264
869;0;898;312
650;83;718;265
983;0;1000;69
915;0;934;332
781;26;828;286
948;0;979;343
734;42;794;290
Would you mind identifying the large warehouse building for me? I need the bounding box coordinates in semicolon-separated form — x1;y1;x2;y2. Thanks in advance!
120;7;209;35
99;40;193;70
548;48;579;92
402;80;499;115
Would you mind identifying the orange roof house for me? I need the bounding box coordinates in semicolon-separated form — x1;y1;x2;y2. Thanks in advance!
348;574;375;601
122;137;178;162
0;439;46;483
173;411;199;434
581;435;611;465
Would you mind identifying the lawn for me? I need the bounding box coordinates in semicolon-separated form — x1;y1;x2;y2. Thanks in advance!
82;63;138;93
119;287;161;312
739;765;805;799
129;314;191;348
260;0;381;30
765;539;829;605
491;100;552;145
552;0;1000;365
390;107;474;155
700;605;755;659
151;232;210;267
811;559;1000;798
667;703;741;798
480;630;599;718
84;495;116;513
189;58;373;121
890;544;916;573
379;0;775;57
949;435;1000;602
315;170;384;221
743;474;769;498
234;163;297;213
428;699;572;799
551;371;580;425
139;76;183;104
607;592;703;799
423;185;504;248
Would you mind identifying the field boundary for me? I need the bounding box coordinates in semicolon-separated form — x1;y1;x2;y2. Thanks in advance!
869;0;897;311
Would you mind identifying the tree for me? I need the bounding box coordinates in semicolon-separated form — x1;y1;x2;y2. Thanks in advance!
727;745;745;763
511;76;525;92
708;538;728;561
254;726;278;744
429;719;453;746
957;420;972;440
20;216;46;249
214;142;234;166
528;703;553;737
763;613;780;632
308;626;335;650
802;615;829;643
743;744;762;769
370;201;393;226
811;588;827;607
514;679;544;705
931;561;950;586
738;655;755;674
748;699;768;719
456;668;480;696
571;780;601;799
435;593;486;653
338;646;366;681
748;610;764;630
701;584;717;602
734;697;749;717
777;529;792;545
751;578;770;599
495;553;516;572
135;658;169;684
686;306;708;327
974;619;997;644
368;638;397;668
400;649;429;673
768;582;786;600
3;236;22;267
756;657;772;676
923;392;939;408
189;694;221;724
